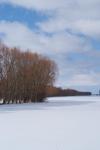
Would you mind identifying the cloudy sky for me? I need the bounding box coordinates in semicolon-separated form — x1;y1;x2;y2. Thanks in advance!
0;0;100;94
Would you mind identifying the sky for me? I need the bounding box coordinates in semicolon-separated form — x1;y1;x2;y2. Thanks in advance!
0;0;100;94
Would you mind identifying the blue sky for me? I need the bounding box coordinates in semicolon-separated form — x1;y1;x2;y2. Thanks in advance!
0;0;100;94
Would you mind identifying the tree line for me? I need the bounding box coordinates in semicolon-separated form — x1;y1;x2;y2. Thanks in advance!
47;86;91;97
0;44;57;104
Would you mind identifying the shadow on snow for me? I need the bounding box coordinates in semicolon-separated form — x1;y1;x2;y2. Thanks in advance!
0;99;95;113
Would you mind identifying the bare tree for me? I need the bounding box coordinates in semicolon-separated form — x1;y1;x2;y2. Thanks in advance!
0;45;57;104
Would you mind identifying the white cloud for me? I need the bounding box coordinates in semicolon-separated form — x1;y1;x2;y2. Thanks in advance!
66;73;100;86
1;0;100;40
0;0;69;10
1;0;100;13
35;0;100;40
71;20;100;39
38;19;100;39
0;21;44;52
0;21;92;54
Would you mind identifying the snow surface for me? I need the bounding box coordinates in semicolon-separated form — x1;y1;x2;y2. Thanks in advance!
0;96;100;150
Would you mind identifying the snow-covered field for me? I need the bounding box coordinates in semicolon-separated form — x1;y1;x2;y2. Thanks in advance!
0;96;100;150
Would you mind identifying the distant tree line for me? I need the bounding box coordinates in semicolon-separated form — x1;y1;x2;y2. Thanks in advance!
47;86;92;97
0;44;57;104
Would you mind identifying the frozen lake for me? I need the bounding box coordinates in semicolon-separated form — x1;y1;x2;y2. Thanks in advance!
0;96;100;150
